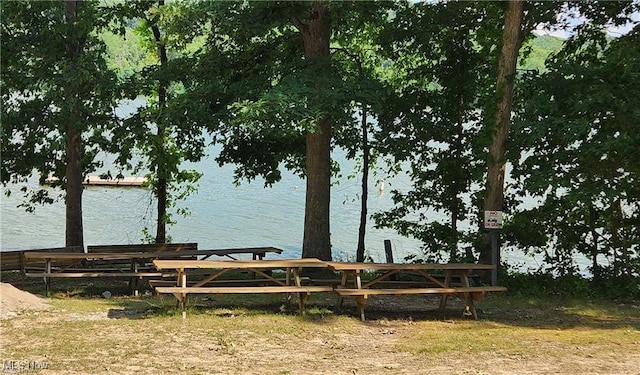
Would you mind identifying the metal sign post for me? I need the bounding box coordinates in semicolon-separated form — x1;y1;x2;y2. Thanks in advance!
484;211;503;286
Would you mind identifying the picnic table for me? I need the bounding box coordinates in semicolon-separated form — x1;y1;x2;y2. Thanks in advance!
86;244;282;261
23;247;284;295
326;262;507;321
152;258;334;318
24;251;175;295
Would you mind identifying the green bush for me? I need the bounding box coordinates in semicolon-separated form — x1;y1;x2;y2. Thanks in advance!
501;270;639;301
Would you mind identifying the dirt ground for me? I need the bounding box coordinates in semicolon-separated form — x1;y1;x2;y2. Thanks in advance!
1;282;639;375
0;282;51;319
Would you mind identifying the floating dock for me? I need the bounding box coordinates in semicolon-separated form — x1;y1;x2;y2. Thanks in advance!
84;176;146;187
44;176;147;187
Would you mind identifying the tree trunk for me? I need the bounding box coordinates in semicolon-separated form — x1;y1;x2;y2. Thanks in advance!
610;199;626;276
151;1;169;244
480;0;525;267
294;2;333;261
450;95;464;261
589;204;600;280
303;117;332;261
64;0;84;248
65;121;84;248
356;104;369;263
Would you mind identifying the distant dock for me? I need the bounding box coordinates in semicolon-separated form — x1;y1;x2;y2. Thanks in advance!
44;175;147;187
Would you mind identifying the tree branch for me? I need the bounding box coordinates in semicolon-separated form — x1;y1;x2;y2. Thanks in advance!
290;16;305;33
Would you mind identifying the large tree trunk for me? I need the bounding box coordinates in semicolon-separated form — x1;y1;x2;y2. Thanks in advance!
151;1;169;244
293;2;333;260
64;0;84;248
303;117;332;260
480;0;525;266
65;122;84;248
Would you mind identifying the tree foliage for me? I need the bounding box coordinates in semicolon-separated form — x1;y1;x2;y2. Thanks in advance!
510;19;640;278
1;0;119;246
373;1;503;262
104;1;207;243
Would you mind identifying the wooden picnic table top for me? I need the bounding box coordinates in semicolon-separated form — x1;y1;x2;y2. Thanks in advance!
23;252;153;260
153;258;329;270
23;248;283;260
326;262;496;271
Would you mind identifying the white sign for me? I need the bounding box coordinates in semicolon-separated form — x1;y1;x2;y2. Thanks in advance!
484;210;503;229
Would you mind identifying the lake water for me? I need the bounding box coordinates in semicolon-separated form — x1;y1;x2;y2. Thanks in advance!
0;142;430;263
0;145;555;273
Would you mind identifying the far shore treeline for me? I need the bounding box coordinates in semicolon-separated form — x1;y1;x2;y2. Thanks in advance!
1;1;638;298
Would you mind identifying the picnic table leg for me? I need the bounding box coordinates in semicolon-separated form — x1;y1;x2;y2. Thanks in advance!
438;270;453;311
131;277;141;297
463;299;478;319
298;293;305;315
172;292;187;319
355;270;362;289
355;295;367;321
181;294;187;319
336;270;353;308
458;270;478;319
44;259;52;296
178;269;187;318
292;268;308;314
130;260;139;296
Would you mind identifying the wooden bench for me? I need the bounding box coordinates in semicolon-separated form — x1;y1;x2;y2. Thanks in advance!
335;286;508;321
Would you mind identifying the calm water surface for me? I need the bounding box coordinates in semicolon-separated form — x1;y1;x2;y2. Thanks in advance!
1;146;427;262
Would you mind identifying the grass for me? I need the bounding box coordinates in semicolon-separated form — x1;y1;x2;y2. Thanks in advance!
1;273;639;374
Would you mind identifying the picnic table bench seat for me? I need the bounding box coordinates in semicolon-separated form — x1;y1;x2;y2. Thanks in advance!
335;285;508;321
193;247;284;260
334;285;507;297
25;271;168;278
155;285;334;317
155;285;333;295
148;276;311;288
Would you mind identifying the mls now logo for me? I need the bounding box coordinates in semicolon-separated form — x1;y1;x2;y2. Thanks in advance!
2;359;48;373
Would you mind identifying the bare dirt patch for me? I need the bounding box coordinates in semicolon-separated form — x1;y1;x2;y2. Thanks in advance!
0;282;51;319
